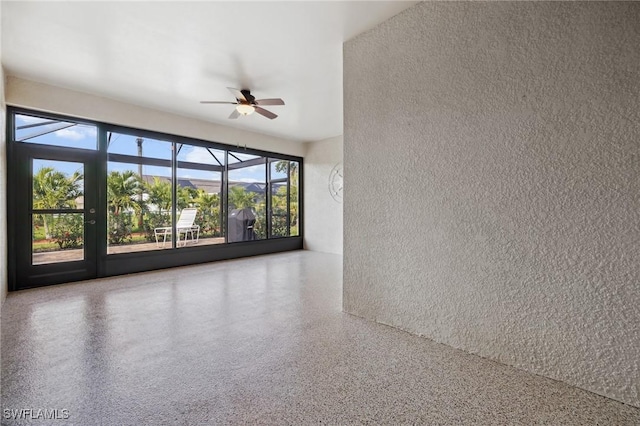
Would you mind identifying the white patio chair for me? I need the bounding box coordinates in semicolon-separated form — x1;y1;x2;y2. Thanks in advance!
154;208;200;247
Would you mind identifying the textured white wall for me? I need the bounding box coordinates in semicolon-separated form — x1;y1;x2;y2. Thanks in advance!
344;2;640;407
5;77;305;158
304;135;343;254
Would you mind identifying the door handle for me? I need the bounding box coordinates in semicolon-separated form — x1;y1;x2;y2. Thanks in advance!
85;220;96;225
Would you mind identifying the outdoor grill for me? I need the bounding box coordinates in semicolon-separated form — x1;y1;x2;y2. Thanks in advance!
228;208;257;242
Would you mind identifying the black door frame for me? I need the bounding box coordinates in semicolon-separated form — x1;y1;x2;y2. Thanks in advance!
11;143;100;289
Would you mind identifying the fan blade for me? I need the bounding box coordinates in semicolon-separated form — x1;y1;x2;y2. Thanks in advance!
254;107;278;120
200;101;237;105
255;98;285;106
228;109;241;119
227;87;247;102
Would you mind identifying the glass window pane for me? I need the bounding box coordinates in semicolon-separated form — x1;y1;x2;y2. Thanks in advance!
177;144;225;166
32;213;84;265
269;159;288;238
270;159;288;180
268;160;299;238
107;133;172;160
33;159;84;210
270;182;287;238
16;114;97;150
106;133;174;254
228;152;260;164
107;162;173;254
289;161;300;237
177;144;225;248
228;159;266;241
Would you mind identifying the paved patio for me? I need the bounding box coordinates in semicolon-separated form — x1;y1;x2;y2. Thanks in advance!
32;236;226;265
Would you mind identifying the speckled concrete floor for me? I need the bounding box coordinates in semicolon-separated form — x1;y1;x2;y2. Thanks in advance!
2;251;639;425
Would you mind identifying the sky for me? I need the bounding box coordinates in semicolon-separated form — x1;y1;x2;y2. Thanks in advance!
17;114;291;184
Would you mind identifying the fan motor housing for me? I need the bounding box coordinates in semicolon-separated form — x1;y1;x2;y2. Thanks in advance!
240;90;255;103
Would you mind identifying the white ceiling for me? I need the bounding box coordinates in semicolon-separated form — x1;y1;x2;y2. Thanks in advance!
1;1;417;142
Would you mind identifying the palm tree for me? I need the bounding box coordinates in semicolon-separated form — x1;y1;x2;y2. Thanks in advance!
106;170;144;244
196;191;220;213
145;177;172;213
106;170;143;214
33;167;83;209
195;191;221;236
33;166;83;238
177;185;199;210
274;160;298;177
228;185;255;209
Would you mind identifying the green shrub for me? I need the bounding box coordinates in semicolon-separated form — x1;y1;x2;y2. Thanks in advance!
196;208;221;238
51;215;84;249
142;212;171;242
108;212;133;245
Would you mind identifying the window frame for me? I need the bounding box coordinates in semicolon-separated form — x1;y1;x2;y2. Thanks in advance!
7;106;303;290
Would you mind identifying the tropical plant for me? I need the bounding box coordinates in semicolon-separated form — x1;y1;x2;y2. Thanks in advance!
271;161;299;236
274;160;298;177
177;185;199;210
50;214;84;249
145;177;172;213
228;185;255;209
289;183;299;233
108;211;133;245
106;170;143;214
253;199;266;239
33;166;83;238
195;191;221;237
142;212;170;242
271;185;289;237
106;170;144;243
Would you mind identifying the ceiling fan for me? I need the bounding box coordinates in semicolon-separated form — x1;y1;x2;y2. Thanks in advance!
200;87;285;120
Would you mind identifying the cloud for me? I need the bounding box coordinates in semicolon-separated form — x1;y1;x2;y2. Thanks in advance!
232;177;265;183
17;115;98;142
182;146;224;165
55;128;85;141
16;114;48;125
55;125;97;141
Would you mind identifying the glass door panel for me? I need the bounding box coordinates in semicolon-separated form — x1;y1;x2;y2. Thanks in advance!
32;213;85;264
31;159;85;265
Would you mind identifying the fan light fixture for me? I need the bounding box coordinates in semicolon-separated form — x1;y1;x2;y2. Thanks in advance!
236;104;255;115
